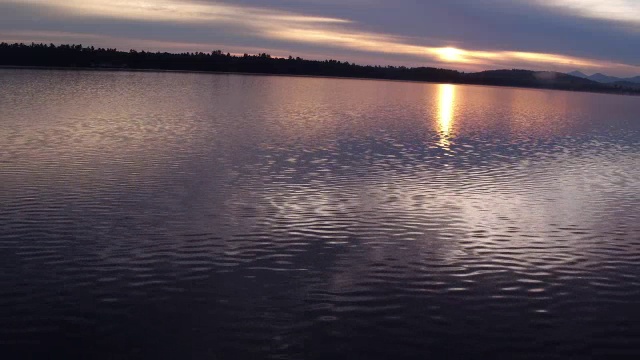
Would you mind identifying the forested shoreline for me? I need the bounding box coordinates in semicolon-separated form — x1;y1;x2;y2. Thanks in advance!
1;42;638;95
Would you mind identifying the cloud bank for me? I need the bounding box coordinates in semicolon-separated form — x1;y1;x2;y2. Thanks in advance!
1;0;638;75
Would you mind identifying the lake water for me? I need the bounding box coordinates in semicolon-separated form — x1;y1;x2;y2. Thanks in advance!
1;69;639;359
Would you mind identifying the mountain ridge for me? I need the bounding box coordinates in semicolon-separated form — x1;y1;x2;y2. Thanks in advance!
568;70;588;78
569;70;640;84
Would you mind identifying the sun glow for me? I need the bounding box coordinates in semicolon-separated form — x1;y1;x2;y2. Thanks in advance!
4;0;639;74
265;27;633;72
436;47;465;62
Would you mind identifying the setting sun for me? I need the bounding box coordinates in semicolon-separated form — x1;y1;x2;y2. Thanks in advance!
1;0;640;358
437;47;465;62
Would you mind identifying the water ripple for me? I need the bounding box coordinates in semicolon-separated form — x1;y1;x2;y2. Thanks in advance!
1;70;639;358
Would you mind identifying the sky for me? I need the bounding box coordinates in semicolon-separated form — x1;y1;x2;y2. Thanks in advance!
1;0;639;76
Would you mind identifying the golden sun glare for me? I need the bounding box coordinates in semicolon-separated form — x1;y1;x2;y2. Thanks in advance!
437;84;456;148
436;47;466;62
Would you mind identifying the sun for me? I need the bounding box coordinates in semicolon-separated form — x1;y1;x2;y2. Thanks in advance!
437;47;465;62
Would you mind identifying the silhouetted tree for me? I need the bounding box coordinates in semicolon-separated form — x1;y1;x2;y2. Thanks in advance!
0;42;637;95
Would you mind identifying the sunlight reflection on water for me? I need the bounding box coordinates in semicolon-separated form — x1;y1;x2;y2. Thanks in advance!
1;70;639;359
437;83;456;148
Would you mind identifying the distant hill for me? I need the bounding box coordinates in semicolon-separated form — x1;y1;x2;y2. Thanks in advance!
568;70;588;79
588;73;621;83
569;70;640;84
466;70;608;91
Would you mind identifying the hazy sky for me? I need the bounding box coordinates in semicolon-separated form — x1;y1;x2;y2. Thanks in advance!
1;0;639;75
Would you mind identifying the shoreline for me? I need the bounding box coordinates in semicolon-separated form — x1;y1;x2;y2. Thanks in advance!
1;65;638;97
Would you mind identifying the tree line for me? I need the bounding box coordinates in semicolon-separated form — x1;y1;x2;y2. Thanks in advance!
0;42;461;82
1;42;637;95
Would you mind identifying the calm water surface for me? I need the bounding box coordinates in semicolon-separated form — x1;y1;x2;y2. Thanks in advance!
1;69;639;359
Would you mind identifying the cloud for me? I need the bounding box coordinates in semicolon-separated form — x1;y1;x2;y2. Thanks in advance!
534;0;640;27
263;24;637;73
11;0;351;24
1;0;639;75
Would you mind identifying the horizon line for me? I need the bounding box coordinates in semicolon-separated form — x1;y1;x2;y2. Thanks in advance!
3;41;638;78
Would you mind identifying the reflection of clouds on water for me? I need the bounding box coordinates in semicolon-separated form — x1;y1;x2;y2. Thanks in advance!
255;77;597;153
0;70;217;182
222;142;640;274
209;138;640;320
3;71;640;356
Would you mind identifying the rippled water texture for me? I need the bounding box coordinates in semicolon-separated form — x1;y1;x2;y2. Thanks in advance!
1;69;640;359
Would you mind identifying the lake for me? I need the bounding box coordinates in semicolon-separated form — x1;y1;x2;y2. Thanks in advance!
1;69;639;359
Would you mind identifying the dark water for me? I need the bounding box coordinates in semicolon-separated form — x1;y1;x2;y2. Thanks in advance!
1;69;639;359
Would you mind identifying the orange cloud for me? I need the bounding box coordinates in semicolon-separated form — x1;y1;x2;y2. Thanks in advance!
4;0;640;74
265;27;637;73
